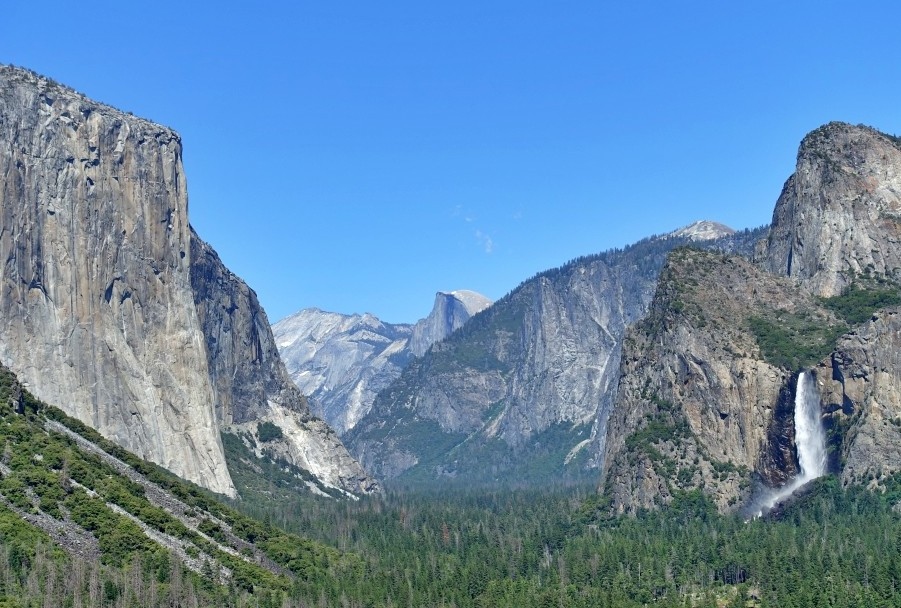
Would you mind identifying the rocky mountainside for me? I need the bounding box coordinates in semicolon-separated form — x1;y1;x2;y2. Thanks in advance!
601;248;843;512
761;123;901;296
604;122;901;514
346;223;764;485
273;290;491;435
0;65;375;498
409;290;492;357
0;361;356;600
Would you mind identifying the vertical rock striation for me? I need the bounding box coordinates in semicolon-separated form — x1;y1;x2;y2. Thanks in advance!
817;309;901;487
0;65;376;498
761;122;901;296
0;66;235;495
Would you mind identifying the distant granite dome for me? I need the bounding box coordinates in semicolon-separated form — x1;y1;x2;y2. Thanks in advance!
345;224;763;484
668;220;735;241
409;290;493;357
273;289;492;436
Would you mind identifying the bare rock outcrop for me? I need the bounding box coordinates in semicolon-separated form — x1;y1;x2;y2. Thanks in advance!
273;290;491;437
602;249;841;513
817;308;901;487
409;290;492;357
0;65;376;498
191;234;378;495
0;66;235;496
761;122;901;296
346;226;761;484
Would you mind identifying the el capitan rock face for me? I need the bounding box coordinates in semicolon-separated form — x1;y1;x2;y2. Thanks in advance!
0;66;235;496
0;65;375;498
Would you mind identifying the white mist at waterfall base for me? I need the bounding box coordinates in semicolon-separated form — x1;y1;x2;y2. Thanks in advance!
754;371;827;517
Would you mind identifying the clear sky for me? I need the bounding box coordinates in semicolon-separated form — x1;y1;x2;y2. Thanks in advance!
3;1;900;323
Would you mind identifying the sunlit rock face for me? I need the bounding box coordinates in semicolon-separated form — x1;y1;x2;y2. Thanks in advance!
345;227;761;484
0;66;235;496
601;250;825;513
0;65;377;498
409;290;492;357
274;290;492;436
604;123;901;514
761;122;901;296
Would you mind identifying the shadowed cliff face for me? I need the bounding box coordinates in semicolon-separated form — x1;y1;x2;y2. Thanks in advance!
0;65;376;498
761;123;901;296
191;232;379;495
0;66;235;496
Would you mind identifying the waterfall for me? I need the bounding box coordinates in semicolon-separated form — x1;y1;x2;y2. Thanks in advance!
756;371;827;515
793;371;828;482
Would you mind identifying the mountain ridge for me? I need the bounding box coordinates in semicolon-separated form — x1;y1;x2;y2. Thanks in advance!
273;288;492;435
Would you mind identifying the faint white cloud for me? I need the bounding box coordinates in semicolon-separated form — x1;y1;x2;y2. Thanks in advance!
451;205;476;223
475;229;494;254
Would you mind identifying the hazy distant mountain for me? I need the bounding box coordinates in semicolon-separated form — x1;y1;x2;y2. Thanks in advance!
273;290;492;435
345;222;763;486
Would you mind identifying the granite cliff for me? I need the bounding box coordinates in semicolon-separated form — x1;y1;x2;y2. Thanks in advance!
601;249;844;513
273;290;491;436
604;123;901;513
0;65;375;497
346;224;762;484
761;122;901;295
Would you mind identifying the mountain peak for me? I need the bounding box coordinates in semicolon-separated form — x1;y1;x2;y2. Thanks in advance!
442;290;493;316
668;220;735;242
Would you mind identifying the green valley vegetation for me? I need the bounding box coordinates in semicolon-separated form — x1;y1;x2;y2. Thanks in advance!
2;362;901;606
748;281;901;371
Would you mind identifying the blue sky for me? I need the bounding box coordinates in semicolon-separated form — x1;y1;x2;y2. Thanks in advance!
3;2;901;323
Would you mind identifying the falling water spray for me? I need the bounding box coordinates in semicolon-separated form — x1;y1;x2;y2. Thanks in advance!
755;371;827;515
